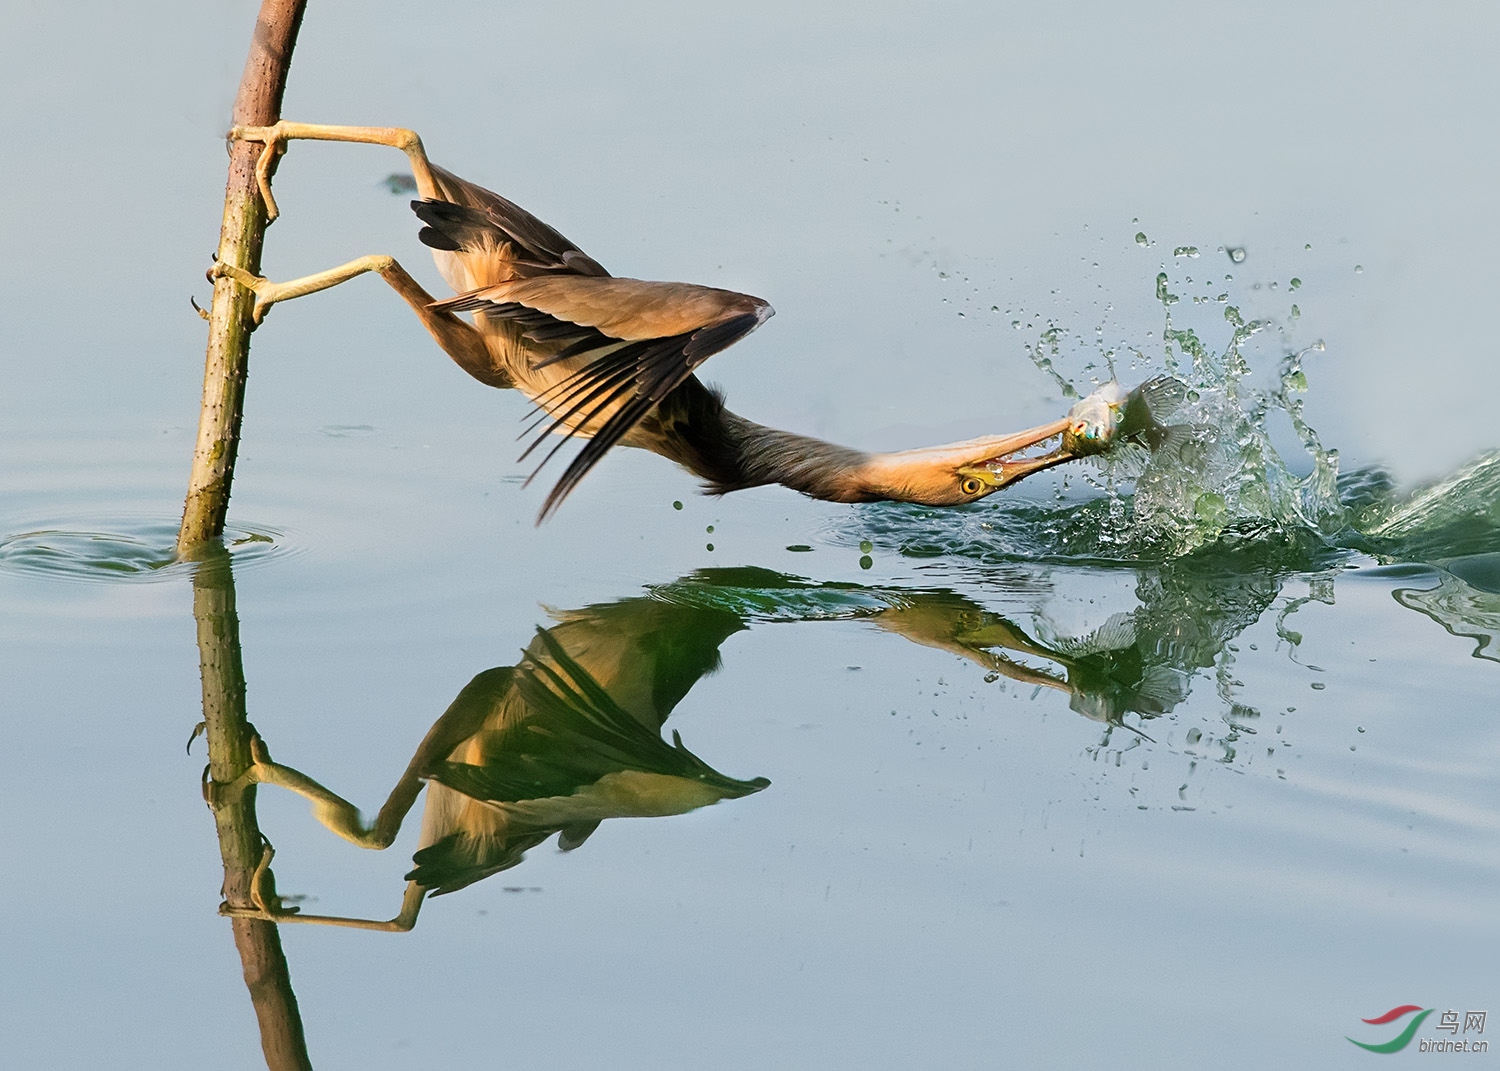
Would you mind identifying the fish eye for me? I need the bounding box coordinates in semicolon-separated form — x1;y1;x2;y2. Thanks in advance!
960;477;984;495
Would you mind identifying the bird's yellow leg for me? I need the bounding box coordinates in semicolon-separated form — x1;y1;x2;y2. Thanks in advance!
229;121;438;221
208;730;404;850
209;255;507;385
221;839;425;932
211;255;395;324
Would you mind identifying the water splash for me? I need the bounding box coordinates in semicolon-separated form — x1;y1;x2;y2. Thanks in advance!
838;250;1499;577
1358;451;1500;562
999;255;1348;559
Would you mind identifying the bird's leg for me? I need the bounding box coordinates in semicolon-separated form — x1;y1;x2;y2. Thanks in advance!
229;121;439;221
222;875;426;932
208;255;504;385
209;729;410;851
211;255;396;325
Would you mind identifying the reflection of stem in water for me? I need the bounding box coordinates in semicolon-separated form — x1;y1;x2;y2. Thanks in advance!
192;547;312;1070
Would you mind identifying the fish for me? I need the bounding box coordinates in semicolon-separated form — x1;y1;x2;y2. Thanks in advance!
1062;380;1128;456
1062;376;1187;457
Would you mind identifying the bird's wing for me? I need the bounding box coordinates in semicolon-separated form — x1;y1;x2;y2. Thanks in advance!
412;168;610;289
432;276;772;520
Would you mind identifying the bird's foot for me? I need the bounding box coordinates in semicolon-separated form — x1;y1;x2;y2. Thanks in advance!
209;260;280;324
201;726;278;805
228;123;292;222
228;121;429;220
209;254;396;325
219;835;303;920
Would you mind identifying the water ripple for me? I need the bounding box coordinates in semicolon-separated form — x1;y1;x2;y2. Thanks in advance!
0;515;299;583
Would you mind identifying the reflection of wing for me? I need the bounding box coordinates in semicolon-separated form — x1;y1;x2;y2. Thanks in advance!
429;629;770;801
409;629;768;894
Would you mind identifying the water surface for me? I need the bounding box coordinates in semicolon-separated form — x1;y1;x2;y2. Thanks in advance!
3;3;1498;1068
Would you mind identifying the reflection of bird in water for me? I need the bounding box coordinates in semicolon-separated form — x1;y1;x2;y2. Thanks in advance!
215;594;766;929
212;570;1153;930
213;122;1093;520
209;566;1251;929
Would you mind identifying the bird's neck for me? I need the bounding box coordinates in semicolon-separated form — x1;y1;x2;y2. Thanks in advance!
719;417;882;502
642;380;880;502
642;378;1065;506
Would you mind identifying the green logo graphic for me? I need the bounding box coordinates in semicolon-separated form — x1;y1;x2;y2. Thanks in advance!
1347;1005;1433;1053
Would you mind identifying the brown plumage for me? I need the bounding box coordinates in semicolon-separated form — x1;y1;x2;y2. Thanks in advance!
218;123;1084;520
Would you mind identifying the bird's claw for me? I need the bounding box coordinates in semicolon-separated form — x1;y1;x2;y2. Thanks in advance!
209;260;276;324
201;727;275;806
219;835;302;919
228;123;288;223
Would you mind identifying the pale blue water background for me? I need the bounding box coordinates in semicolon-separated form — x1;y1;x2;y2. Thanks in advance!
2;2;1497;1068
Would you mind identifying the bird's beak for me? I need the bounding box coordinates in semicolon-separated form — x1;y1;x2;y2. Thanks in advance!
954;417;1075;490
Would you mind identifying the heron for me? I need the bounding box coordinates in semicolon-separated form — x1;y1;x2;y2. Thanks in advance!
213;122;1104;521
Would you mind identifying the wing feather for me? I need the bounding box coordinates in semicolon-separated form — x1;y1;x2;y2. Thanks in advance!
535;311;768;520
415;187;773;519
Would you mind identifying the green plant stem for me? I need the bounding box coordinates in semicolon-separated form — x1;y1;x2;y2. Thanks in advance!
177;0;308;554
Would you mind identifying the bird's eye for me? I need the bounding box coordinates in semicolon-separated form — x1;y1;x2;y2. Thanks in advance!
960;477;984;495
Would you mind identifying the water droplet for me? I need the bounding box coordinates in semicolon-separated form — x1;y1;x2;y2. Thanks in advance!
1353;264;1363;273
672;500;683;510
706;542;714;551
1310;682;1326;690
706;525;714;533
1172;246;1200;258
859;555;873;570
1193;491;1227;521
1227;247;1247;263
1356;726;1366;733
1289;304;1300;321
1304;243;1312;250
1135;232;1149;246
1289;277;1301;290
859;540;873;553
